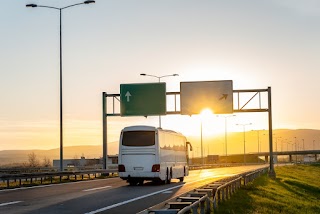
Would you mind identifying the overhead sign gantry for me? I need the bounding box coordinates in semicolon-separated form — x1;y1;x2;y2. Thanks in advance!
102;81;275;178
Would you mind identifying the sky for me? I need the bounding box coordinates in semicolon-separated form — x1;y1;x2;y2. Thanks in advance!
1;0;320;152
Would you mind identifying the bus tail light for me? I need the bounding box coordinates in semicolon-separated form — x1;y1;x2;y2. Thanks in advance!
118;164;125;172
152;164;160;172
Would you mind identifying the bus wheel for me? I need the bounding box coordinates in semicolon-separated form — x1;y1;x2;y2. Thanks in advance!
165;168;171;184
138;179;144;186
129;180;138;186
179;177;184;182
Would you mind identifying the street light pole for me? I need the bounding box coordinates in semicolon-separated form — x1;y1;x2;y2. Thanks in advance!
274;136;282;152
252;129;264;163
294;137;298;163
59;7;63;173
218;115;236;165
140;73;178;128
200;120;203;165
237;123;252;165
26;1;95;171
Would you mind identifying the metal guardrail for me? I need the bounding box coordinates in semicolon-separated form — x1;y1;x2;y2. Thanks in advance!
0;169;117;189
0;167;57;174
242;168;267;186
211;176;242;211
188;163;266;170
0;165;115;174
140;166;269;214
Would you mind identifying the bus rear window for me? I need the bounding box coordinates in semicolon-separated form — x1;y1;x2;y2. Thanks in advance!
122;131;155;146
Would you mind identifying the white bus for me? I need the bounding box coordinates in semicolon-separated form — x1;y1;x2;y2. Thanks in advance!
118;125;192;185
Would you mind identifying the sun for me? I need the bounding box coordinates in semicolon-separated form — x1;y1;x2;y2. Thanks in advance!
200;108;214;119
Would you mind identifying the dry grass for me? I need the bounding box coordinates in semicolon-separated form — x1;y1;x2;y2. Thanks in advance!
216;164;320;214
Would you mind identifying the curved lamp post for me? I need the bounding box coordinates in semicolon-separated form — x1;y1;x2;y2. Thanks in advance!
140;73;178;128
26;1;95;171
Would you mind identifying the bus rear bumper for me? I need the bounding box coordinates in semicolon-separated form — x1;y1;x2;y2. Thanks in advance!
119;171;160;181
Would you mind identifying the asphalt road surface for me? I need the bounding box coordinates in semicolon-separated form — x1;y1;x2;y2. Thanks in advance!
0;164;267;214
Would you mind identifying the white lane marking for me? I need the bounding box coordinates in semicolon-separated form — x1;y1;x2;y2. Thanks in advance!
84;178;210;214
0;177;119;193
83;186;112;192
162;191;173;194
84;185;184;214
0;201;22;207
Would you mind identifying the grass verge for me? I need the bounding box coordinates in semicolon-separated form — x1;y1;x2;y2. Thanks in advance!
216;164;320;214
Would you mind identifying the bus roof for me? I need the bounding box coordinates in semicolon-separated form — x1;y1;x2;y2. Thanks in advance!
122;125;157;132
121;125;184;136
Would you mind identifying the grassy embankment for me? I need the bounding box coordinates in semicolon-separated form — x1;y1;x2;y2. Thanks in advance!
216;164;320;214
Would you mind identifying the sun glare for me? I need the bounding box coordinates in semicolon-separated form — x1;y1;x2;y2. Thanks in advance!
200;108;214;119
199;170;215;178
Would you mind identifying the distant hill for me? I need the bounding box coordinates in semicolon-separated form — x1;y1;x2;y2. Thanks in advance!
0;142;119;166
1;129;319;166
184;129;320;157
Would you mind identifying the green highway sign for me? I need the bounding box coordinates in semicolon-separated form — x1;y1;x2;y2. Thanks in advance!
120;83;166;116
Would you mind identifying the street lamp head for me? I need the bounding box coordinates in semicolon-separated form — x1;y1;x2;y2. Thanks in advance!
140;73;146;76
26;4;37;7
173;74;179;76
84;0;95;4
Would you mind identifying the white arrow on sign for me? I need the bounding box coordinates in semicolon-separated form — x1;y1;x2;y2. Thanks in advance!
125;91;131;102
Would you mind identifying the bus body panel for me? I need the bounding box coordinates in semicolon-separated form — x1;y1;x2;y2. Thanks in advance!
120;147;158;178
118;125;189;184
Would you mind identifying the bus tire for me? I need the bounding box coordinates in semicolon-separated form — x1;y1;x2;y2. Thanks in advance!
179;177;184;182
129;179;138;186
138;179;144;186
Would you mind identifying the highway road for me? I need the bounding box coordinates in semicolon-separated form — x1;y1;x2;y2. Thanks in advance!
0;164;267;214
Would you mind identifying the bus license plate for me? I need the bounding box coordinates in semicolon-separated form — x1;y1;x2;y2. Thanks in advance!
134;167;143;170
